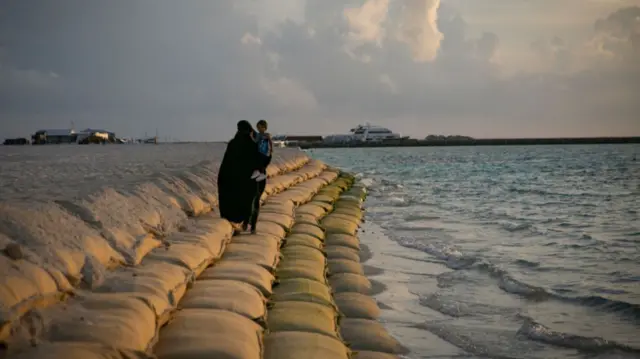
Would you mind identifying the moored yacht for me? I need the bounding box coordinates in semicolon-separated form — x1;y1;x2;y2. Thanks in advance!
324;123;404;143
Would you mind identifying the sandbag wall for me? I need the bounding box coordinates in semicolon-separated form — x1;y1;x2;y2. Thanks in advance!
1;157;324;359
321;181;409;359
262;174;357;359
152;167;340;359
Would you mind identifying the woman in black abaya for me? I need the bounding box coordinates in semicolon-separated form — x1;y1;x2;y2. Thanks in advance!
217;120;260;229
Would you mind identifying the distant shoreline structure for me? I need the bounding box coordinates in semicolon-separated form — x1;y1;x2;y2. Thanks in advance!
298;136;640;149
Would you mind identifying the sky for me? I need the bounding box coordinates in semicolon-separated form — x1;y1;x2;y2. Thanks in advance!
1;0;639;140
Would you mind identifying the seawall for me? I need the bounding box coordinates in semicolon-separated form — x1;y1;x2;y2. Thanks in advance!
0;144;405;359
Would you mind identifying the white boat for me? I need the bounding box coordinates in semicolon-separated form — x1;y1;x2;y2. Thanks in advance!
324;123;404;143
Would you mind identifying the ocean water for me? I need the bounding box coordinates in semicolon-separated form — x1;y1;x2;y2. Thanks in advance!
310;145;640;359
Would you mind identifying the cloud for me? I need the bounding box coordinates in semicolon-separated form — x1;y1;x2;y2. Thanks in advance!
396;0;444;62
0;1;638;140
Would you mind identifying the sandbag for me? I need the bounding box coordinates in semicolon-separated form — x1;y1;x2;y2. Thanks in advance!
312;194;337;204
199;261;275;296
334;199;362;210
295;204;327;219
290;223;325;241
255;221;287;239
180;279;266;321
325;212;361;225
334;292;381;319
352;351;399;359
328;259;365;276
256;212;295;231
337;195;364;205
271;189;314;205
41;293;157;351
264;331;349;359
222;240;280;271
276;258;327;283
189;217;234;241
261;201;295;217
271;278;335;308
325;233;360;250
96;261;189;320
267;301;339;338
317;171;339;183
9;342;153;359
294;214;320;226
329;273;372;294
143;242;212;276
283;233;323;250
325;246;361;262
0;256;65;333
340;318;408;354
332;206;364;221
154;309;262;359
308;201;333;213
321;216;359;236
281;245;326;263
163;231;226;259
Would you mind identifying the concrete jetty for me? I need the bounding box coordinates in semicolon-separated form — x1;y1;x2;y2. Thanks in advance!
0;147;404;358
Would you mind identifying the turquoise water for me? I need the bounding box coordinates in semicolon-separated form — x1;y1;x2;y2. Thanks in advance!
311;145;640;359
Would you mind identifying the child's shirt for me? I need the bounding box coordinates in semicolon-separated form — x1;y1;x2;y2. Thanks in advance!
255;132;272;157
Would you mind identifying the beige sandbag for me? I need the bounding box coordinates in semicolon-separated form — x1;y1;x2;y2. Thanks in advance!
143;242;212;276
257;212;295;231
190;217;234;241
334;199;363;210
264;331;349;359
9;342;153;359
281;245;326;263
317;171;339;183
321;216;359;236
261;201;295;217
222;240;280;271
163;231;226;259
340;318;408;354
325;246;361;262
311;194;337;204
295;204;327;219
271;278;335;308
267;301;339;338
271;189;314;205
276;258;327;283
308;201;333;213
294;214;320;226
329;273;372;294
199;261;275;296
337;195;364;205
154;309;263;359
325;212;362;225
325;233;360;250
290;223;325;241
283;233;323;250
42;293;157;351
0;256;64;332
328;259;365;276
96;261;189;321
180;280;266;321
332;206;364;221
254;221;286;239
352;351;399;359
334;292;381;319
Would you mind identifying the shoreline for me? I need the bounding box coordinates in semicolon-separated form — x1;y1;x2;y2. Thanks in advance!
300;136;640;149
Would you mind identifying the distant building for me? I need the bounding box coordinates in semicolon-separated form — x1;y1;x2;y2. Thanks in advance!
32;129;77;144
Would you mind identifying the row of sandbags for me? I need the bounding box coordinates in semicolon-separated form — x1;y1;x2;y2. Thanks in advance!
151;168;340;359
0;150;311;348
261;174;357;359
320;184;409;359
3;161;331;358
